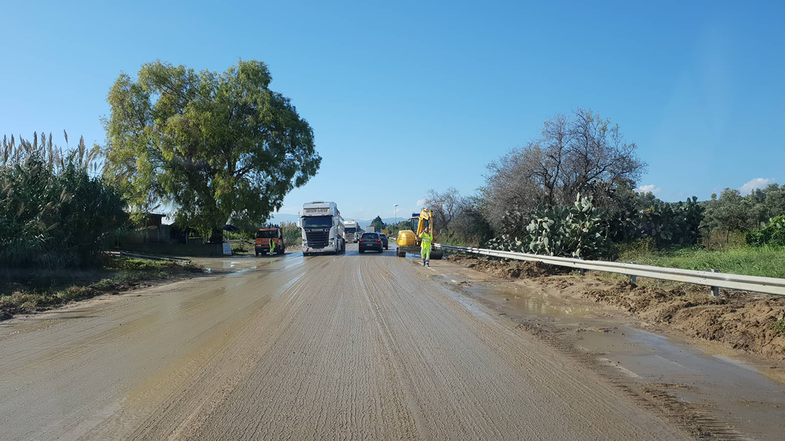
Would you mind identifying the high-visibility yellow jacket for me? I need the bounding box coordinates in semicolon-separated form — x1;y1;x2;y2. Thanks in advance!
419;232;433;248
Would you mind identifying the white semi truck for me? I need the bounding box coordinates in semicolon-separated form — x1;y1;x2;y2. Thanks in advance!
344;220;359;243
300;201;345;255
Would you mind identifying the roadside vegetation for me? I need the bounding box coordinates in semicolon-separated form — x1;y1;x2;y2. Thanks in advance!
617;243;785;279
1;257;203;320
419;108;785;279
282;222;302;247
1;132;126;269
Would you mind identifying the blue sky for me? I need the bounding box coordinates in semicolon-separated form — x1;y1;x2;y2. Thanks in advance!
2;0;783;221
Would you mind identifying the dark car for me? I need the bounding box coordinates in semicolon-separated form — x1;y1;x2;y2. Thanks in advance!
378;233;389;250
358;232;383;253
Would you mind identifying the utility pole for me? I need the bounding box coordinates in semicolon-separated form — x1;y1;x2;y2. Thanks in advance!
394;204;398;225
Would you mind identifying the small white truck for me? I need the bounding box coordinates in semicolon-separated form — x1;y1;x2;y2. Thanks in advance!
344;220;358;243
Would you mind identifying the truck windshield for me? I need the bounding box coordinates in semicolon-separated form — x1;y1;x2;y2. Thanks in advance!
302;216;332;228
256;230;277;239
345;227;356;233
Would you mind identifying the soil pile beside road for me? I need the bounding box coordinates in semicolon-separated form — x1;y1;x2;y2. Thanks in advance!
446;253;785;361
584;282;785;361
447;254;567;278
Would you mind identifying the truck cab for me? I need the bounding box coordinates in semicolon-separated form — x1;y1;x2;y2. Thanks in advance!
255;227;285;256
300;201;346;256
345;220;358;243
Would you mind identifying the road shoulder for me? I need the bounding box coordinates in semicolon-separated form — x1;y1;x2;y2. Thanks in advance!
418;255;785;441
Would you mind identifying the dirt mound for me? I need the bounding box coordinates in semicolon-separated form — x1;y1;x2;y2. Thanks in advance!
447;252;785;361
585;282;785;360
447;254;567;279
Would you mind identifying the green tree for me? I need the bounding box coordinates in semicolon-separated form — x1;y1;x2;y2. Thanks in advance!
103;60;321;242
370;216;386;232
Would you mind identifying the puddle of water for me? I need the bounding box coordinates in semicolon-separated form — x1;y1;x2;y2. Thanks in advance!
464;283;596;318
432;281;492;320
227;268;252;277
712;354;762;374
578;325;785;439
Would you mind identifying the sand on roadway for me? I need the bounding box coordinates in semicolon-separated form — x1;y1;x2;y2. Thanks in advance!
0;245;689;440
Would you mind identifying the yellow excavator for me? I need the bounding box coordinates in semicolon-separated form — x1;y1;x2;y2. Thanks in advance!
395;208;443;259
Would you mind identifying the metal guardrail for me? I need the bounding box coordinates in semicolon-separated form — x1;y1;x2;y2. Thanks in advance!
434;244;785;297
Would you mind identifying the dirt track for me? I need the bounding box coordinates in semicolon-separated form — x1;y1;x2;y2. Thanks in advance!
0;246;690;440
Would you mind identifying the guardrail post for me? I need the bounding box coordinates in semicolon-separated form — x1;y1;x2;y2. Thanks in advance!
579;269;585;276
710;269;720;297
629;262;637;286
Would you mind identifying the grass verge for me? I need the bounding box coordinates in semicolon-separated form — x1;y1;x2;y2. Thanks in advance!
0;257;204;320
618;245;785;279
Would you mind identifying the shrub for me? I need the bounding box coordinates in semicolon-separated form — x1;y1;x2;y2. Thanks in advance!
608;192;704;249
487;195;614;260
282;222;301;247
772;318;785;335
1;133;126;268
231;241;250;254
746;216;785;247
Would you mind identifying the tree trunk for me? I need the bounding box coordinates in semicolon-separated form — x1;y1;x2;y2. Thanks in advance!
210;228;224;244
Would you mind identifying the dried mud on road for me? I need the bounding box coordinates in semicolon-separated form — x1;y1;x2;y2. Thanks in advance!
442;254;785;440
0;248;692;441
446;254;785;362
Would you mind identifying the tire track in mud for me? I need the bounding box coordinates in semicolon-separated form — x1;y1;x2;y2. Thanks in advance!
182;252;419;440
357;264;431;439
122;271;312;440
0;256;311;441
360;256;683;440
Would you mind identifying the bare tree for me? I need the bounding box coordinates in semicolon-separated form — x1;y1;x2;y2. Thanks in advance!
482;108;645;233
425;187;463;234
424;188;493;245
482;146;547;230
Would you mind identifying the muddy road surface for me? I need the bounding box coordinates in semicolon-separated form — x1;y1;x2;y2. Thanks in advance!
0;246;690;440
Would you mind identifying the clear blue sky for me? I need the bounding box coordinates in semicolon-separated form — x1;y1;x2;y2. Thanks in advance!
2;0;783;221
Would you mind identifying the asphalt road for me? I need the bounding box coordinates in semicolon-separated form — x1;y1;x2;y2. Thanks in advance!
0;245;690;440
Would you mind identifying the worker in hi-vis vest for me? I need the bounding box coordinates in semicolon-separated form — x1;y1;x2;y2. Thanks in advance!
269;237;276;255
419;226;433;266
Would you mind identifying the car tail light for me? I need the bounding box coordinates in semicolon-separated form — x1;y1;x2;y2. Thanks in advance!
359;239;364;242
376;239;380;242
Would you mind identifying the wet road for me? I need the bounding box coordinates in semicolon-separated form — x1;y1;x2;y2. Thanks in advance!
0;245;689;440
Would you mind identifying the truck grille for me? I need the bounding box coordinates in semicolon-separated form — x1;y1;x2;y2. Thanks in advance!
305;230;330;249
